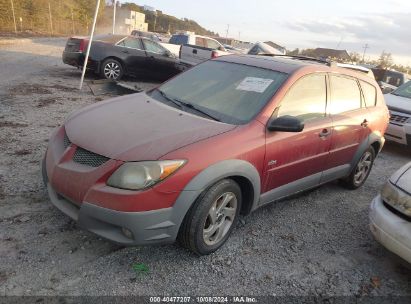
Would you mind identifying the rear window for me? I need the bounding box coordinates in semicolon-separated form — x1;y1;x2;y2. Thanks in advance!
360;81;377;107
329;75;362;114
169;35;188;45
152;60;288;124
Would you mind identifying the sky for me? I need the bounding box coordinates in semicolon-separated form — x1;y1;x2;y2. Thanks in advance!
131;0;411;65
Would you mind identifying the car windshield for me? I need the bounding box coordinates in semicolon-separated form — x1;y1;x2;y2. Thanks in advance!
392;81;411;99
151;60;288;124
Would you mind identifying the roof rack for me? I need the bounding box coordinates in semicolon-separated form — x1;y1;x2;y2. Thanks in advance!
258;54;336;67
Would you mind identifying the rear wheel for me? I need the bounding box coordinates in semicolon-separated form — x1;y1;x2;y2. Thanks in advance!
101;58;124;80
178;179;242;255
341;146;375;189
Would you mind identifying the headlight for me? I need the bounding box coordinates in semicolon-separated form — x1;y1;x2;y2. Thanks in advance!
381;181;411;217
107;160;186;190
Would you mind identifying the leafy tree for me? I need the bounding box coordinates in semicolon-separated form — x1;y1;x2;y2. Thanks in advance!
378;51;393;69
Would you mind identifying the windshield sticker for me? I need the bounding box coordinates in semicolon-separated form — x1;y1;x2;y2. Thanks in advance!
236;77;274;93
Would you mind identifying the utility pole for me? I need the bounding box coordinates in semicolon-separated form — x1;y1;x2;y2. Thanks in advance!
362;44;369;62
10;0;17;35
225;24;230;44
48;2;53;36
112;0;116;34
71;8;75;34
80;0;101;90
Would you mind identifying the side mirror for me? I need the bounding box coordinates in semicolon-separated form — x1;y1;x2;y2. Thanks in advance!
164;50;173;57
267;115;304;132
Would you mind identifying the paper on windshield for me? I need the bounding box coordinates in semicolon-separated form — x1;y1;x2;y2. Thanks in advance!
236;77;274;93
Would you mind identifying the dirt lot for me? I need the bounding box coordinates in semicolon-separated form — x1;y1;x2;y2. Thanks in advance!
0;38;411;298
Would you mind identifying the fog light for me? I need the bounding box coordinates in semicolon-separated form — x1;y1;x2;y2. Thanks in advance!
121;227;134;239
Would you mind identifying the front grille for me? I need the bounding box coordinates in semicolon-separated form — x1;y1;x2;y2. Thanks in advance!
390;113;409;125
63;133;71;149
73;147;109;167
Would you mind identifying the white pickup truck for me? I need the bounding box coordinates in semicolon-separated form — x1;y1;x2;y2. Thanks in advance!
161;33;230;66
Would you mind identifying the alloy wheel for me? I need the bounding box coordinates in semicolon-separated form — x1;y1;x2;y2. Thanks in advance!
103;62;121;80
203;192;238;246
353;151;373;186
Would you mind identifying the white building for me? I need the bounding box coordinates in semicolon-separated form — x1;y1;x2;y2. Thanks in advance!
117;10;148;34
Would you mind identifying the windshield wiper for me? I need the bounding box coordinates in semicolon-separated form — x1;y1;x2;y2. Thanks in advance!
157;89;183;109
157;89;220;122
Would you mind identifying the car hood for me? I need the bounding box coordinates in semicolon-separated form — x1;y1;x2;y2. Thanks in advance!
385;93;411;114
65;93;236;161
389;162;411;191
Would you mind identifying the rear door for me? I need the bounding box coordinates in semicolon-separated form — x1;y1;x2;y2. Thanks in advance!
115;37;147;74
263;74;333;198
323;74;370;175
142;39;179;78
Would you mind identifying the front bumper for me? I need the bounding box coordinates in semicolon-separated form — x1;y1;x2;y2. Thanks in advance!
46;182;178;245
385;122;411;146
369;195;411;264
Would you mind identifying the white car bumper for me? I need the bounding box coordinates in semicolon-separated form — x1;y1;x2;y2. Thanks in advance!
369;195;411;264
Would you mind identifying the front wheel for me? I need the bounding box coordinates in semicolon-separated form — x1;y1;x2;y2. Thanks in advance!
178;179;242;255
341;147;375;189
100;58;124;80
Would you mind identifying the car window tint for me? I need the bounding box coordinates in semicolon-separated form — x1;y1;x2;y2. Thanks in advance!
360;81;377;107
206;39;220;49
155;61;288;124
120;38;143;50
195;37;206;47
277;74;327;122
330;75;362;114
143;40;166;54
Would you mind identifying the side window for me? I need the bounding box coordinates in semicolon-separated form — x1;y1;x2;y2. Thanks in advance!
143;40;166;54
195;37;206;47
206;39;220;50
360;81;377;107
120;37;143;50
329;75;362;114
277;74;327;122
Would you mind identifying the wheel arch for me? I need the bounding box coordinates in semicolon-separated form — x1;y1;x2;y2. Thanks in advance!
350;131;385;171
170;159;261;237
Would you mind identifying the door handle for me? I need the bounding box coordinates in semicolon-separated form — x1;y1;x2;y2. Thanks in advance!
122;50;129;54
319;128;331;138
361;119;368;128
192;49;197;54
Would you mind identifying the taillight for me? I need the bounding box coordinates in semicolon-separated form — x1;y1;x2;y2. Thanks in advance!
211;50;219;59
79;39;88;53
179;45;182;58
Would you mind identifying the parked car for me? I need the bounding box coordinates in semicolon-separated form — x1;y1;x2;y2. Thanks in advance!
179;43;230;66
384;80;411;146
247;42;285;56
372;68;408;93
163;33;228;59
370;162;411;265
131;30;162;42
43;55;389;255
62;34;183;81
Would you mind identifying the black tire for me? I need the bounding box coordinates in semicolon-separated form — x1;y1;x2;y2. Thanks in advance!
100;58;124;80
341;146;376;189
178;179;242;255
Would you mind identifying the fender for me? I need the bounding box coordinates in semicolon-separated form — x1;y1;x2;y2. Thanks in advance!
350;131;385;171
167;159;261;239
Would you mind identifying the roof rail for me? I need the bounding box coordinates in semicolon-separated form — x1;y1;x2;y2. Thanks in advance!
258;54;336;67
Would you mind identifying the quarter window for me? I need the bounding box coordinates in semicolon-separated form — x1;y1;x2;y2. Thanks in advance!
277;74;327;122
360;81;377;107
329;75;362;114
195;37;206;47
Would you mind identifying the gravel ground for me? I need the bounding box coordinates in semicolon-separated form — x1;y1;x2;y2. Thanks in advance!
0;38;411;298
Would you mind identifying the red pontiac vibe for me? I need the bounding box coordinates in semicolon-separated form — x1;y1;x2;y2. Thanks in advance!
42;55;389;255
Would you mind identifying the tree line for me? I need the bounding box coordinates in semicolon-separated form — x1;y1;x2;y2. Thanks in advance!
0;0;217;37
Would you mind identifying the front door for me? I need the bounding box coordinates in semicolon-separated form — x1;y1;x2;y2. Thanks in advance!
262;74;332;201
115;37;147;75
142;39;178;79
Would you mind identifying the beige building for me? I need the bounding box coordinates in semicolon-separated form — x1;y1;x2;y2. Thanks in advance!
117;10;148;34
